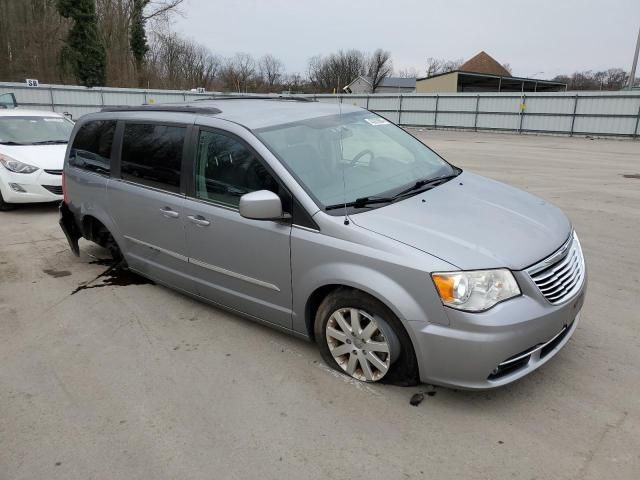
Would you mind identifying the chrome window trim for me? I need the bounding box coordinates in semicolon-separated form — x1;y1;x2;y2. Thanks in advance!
188;195;241;213
188;195;314;229
293;224;320;233
67;164;111;179
116;179;186;199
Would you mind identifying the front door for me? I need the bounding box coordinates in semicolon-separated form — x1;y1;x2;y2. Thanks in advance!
184;128;292;329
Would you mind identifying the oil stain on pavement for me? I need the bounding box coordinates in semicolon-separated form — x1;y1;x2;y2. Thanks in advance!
71;263;153;295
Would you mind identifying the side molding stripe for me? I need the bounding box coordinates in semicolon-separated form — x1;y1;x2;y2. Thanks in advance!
123;235;280;292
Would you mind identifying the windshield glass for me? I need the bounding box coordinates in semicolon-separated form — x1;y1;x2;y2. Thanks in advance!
255;111;457;210
0;116;74;145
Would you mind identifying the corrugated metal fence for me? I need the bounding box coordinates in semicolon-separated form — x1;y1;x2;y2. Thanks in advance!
0;82;211;119
2;81;640;137
312;92;640;138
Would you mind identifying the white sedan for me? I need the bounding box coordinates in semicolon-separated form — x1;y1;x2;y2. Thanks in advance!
0;109;74;210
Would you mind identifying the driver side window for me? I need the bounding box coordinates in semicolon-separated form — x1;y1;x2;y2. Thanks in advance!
194;130;279;207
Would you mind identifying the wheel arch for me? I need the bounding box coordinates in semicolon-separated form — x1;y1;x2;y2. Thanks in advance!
306;281;423;385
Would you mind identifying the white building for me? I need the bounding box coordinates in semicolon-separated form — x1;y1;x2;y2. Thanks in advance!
344;76;416;94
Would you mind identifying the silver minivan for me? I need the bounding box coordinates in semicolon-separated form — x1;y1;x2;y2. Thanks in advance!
60;98;587;389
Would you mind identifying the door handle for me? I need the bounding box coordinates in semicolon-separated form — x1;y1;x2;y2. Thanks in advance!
188;215;211;227
160;207;180;218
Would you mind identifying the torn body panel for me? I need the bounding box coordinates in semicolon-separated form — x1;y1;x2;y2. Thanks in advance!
59;202;81;257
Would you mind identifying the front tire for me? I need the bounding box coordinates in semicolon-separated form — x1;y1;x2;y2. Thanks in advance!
0;189;14;211
314;288;419;385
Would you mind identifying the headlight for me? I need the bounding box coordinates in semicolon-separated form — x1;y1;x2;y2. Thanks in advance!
0;154;39;174
431;269;521;312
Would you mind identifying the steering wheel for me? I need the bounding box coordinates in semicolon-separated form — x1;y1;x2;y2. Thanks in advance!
349;149;374;166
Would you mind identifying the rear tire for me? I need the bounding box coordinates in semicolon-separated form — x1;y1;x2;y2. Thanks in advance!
85;219;124;265
314;288;419;385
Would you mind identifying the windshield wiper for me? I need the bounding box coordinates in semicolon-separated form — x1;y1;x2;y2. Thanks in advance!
0;141;25;145
325;196;394;211
31;140;68;145
390;173;460;200
324;171;461;212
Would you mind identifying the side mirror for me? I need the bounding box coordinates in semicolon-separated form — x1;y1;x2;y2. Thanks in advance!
239;190;290;221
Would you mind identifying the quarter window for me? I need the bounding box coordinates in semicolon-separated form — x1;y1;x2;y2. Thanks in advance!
69;120;116;175
194;130;279;207
121;123;186;193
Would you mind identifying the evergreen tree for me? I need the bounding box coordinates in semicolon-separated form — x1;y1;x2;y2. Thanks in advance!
56;0;106;87
130;0;150;85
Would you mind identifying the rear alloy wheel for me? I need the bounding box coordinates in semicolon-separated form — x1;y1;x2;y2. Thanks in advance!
325;307;400;382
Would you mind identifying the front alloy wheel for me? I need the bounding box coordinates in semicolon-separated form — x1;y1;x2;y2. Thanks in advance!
325;308;398;382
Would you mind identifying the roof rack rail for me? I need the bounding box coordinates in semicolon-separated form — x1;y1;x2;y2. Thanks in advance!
100;105;221;114
193;95;315;102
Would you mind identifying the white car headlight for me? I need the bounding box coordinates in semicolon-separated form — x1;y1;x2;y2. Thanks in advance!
0;154;39;174
431;269;521;312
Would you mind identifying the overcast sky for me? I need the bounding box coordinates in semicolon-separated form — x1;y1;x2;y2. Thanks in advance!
173;0;640;79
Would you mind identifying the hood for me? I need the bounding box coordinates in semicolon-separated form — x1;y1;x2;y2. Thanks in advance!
0;144;67;170
350;171;571;270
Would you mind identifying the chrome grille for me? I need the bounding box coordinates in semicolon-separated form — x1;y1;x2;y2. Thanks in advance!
44;169;63;175
527;232;585;304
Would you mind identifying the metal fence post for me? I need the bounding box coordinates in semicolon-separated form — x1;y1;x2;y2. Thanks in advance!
100;88;105;108
365;95;370;110
398;94;404;126
634;103;640;139
434;95;439;129
570;94;579;136
519;93;526;134
49;86;55;111
474;95;480;131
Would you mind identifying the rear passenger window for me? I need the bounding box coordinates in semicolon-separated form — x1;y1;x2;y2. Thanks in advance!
121;123;185;193
69;120;116;175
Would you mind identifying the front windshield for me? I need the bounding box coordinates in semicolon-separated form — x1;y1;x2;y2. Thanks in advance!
255;111;457;210
0;116;74;145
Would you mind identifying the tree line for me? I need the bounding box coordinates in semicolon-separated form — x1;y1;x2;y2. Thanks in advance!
551;69;630;91
0;0;634;92
0;0;393;93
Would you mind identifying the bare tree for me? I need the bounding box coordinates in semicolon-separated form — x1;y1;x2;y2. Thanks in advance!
396;67;420;78
425;58;444;77
425;57;463;77
282;72;305;93
0;0;71;83
258;54;284;91
221;53;256;92
552;68;629;91
143;0;185;21
367;48;392;93
308;49;368;92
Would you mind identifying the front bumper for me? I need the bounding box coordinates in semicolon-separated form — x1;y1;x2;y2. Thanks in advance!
412;271;587;389
0;168;62;204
